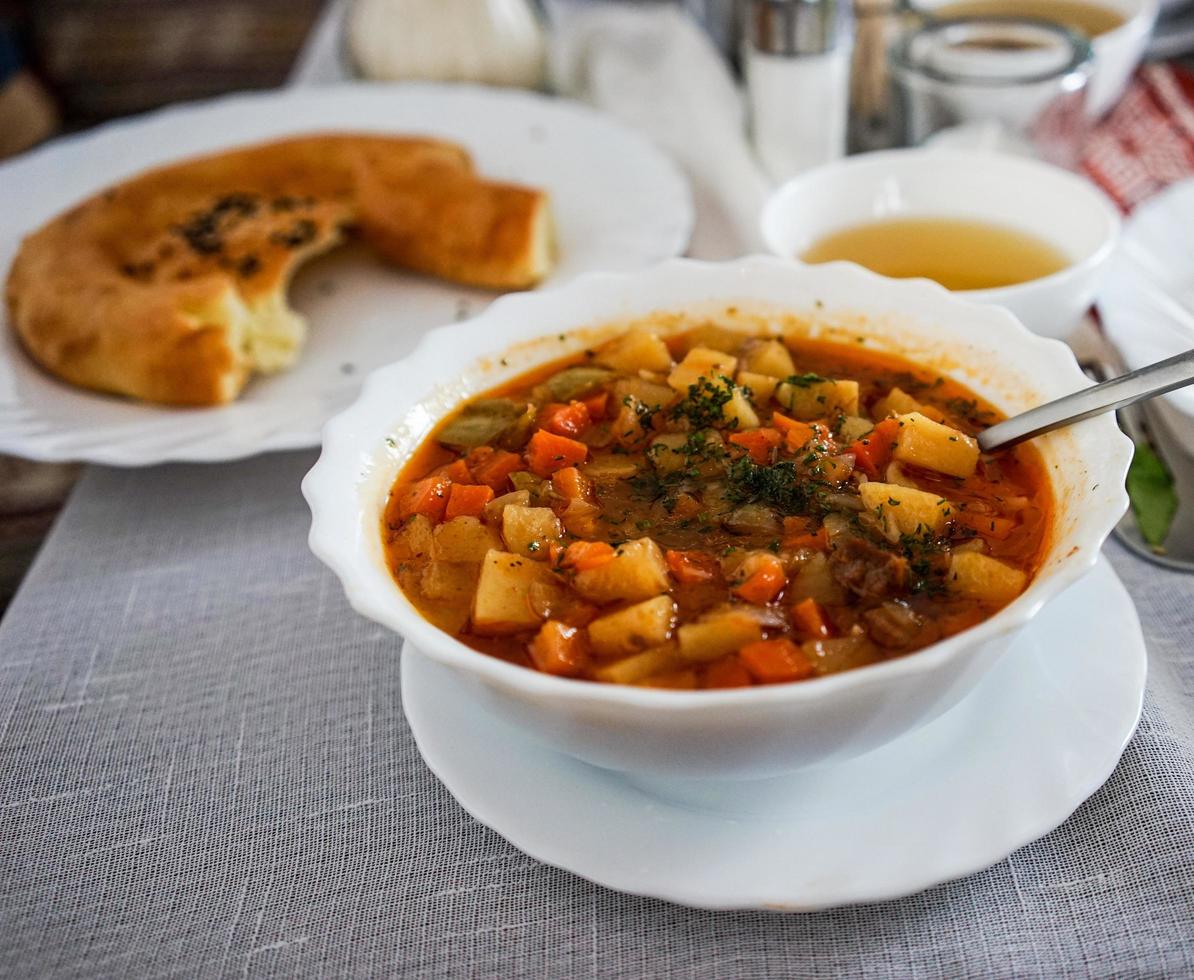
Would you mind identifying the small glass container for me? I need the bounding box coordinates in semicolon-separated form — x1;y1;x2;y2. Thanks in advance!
892;16;1093;168
743;0;854;182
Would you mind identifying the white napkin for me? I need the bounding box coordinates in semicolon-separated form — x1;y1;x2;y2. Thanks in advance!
546;1;773;258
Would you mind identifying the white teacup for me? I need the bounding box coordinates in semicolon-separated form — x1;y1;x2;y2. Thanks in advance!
760;148;1120;340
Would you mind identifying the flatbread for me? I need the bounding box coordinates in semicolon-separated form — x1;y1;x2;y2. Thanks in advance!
4;134;553;406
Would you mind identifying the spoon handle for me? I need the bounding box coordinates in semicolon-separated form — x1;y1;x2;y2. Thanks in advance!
977;347;1194;453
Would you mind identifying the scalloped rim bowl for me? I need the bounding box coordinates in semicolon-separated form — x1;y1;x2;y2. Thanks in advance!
303;256;1132;780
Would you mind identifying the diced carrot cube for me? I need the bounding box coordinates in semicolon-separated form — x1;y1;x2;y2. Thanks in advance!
468;448;523;491
703;655;754;689
728;427;782;464
665;549;721;584
443;483;495;520
539;401;591;438
774;412;836;453
733;560;787;604
438;458;473;484
561;540;616;571
791;597;831;638
850;417;901;478
528;620;591;677
782;516;829;552
389;475;452;523
551;466;594;501
739;638;815;683
526;429;589;477
770;410;800;433
581;390;609;420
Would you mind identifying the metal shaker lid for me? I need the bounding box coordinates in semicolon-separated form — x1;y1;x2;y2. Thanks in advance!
743;0;849;56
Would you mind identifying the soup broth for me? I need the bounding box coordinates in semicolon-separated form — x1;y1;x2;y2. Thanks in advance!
382;324;1052;690
934;0;1126;37
800;217;1070;291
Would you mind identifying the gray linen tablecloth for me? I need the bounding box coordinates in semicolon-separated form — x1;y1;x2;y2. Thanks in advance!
0;451;1192;978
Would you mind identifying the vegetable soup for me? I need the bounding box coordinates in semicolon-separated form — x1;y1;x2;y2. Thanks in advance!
382;323;1052;690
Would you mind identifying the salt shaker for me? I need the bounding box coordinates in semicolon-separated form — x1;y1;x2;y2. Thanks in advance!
743;0;853;183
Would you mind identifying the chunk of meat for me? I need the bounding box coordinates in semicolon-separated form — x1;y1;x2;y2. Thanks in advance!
828;535;909;601
862;600;940;650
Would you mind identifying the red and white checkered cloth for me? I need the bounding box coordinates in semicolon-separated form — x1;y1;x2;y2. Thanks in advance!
1083;61;1194;210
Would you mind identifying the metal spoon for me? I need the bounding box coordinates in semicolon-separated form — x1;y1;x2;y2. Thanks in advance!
977;348;1194;453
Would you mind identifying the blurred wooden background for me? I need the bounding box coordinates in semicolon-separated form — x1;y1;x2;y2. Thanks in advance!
0;0;324;611
9;0;323;126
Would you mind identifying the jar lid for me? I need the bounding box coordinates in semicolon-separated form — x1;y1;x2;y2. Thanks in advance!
744;0;850;56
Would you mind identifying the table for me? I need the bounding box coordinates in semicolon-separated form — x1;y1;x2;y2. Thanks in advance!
0;456;1192;977
2;8;1194;975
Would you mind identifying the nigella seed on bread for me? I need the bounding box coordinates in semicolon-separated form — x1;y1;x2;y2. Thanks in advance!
4;134;554;407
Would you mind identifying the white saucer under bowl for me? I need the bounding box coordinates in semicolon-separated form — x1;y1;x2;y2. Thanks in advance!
402;558;1145;911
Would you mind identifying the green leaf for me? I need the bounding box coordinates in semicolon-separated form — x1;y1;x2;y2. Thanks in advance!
1126;443;1178;549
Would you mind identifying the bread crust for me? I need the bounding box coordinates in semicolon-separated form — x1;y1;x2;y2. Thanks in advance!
5;134;553;406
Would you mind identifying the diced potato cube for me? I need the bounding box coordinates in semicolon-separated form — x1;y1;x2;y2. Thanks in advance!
859;481;953;541
648;433;691;475
431;517;502;562
893;412;980;478
650;430;722;478
676;611;764;663
501;505;563;559
390;514;434;560
737;371;780;406
946;551;1027;603
872;387;925;419
676;324;745;356
775;378;860;419
587;595;676;657
802;636;880;676
583;454;639;481
483;489;531;524
420;561;480;602
613;377;676;411
636;668;697;689
742;339;796;378
836;414;874;444
594;643;682;684
471;550;551;634
723;388;760;430
596;329;674;373
788;552;847;605
667;347;738;393
573;538;670;603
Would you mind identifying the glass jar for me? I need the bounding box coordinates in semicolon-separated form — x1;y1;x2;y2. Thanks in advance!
892;15;1094;167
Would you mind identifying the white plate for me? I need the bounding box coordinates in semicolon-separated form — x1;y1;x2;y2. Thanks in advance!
0;83;692;465
1098;178;1194;453
402;558;1145;911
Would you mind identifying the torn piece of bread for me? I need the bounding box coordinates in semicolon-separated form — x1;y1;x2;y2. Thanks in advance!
4;133;554;406
358;161;554;291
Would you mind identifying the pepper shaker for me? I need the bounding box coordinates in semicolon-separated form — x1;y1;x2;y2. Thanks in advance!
743;0;853;182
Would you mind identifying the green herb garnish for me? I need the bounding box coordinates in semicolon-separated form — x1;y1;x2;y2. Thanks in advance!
782;372;828;388
670;375;737;430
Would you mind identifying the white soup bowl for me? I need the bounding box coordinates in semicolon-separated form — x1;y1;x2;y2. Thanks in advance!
303;256;1131;781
